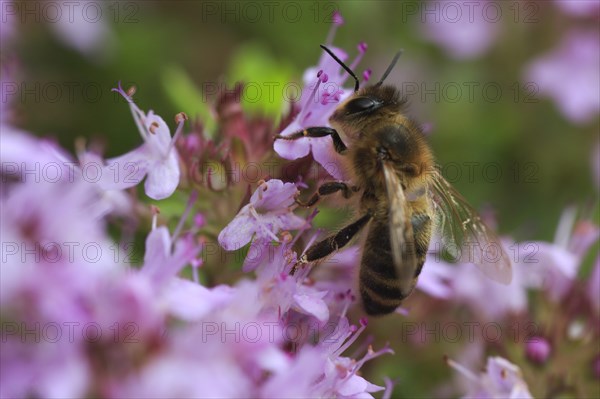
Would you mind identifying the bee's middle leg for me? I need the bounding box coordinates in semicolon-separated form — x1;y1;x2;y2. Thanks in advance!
296;181;360;207
291;213;371;274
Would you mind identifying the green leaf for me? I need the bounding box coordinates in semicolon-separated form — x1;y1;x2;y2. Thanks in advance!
227;43;295;119
162;65;216;136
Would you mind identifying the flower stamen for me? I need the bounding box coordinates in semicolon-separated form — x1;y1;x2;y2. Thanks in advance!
325;11;344;45
300;70;327;122
166;112;188;156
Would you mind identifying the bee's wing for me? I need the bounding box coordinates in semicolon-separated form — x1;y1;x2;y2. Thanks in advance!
382;162;418;293
429;169;512;284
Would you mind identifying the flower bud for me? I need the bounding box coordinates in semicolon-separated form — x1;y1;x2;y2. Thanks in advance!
525;336;551;364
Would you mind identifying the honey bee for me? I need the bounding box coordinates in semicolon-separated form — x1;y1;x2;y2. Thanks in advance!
276;45;512;316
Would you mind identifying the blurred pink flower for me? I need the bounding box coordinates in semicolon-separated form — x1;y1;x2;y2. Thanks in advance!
588;257;600;314
449;356;533;398
526;209;599;302
50;0;115;62
0;245;165;398
417;255;455;299
524;29;600;124
525;336;552;364
421;0;500;59
0;0;16;47
554;0;600;17
0;179;117;269
262;317;390;398
242;237;331;322
422;207;599;318
593;143;600;190
141;226;199;286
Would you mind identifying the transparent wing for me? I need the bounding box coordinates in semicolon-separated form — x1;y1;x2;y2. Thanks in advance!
382;162;418;292
429;169;512;284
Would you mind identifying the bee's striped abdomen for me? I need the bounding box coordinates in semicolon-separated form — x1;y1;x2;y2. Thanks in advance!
359;214;431;316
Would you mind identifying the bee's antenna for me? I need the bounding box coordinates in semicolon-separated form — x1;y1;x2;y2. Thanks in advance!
320;44;360;92
375;49;403;87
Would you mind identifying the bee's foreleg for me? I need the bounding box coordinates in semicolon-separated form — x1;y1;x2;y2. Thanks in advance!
289;213;371;275
275;127;347;154
296;181;360;207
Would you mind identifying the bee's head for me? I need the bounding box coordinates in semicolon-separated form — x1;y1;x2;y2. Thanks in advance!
319;45;405;137
329;84;405;129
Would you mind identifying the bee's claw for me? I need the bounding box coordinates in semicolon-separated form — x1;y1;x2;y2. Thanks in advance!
289;264;298;275
294;198;310;207
289;255;308;275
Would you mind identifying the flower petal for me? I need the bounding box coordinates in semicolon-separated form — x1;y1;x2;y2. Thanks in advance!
218;206;255;250
292;292;329;322
101;146;150;190
251;180;299;211
311;137;349;180
274;122;311;160
144;153;180;200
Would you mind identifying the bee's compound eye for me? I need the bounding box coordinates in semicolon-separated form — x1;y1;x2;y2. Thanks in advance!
346;97;377;114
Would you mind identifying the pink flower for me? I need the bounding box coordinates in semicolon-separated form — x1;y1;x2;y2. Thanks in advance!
218;179;305;251
588;257;600;314
525;337;552;364
421;0;500;59
49;0;115;61
243;237;330;322
141;226;199;286
102;83;183;200
421;208;599;318
417;256;455;299
525;209;599;301
554;0;600;17
592;142;600;190
262;317;390;398
274;16;366;180
448;356;533;398
0;127;77;184
524;29;600;124
420;239;529;319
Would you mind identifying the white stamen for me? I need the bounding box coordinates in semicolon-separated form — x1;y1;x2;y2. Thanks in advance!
249;206;280;242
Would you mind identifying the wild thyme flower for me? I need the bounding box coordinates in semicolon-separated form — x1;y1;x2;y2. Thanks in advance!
525;337;552;365
262;317;391;398
588;258;600;314
0;179;117;268
218;179;305;251
419;207;599;319
247;237;331;322
448;356;533;398
274;15;367;181
102;83;184;200
554;0;600;16
49;0;114;60
524;29;600;124
141;225;199;287
525;208;599;302
421;0;500;59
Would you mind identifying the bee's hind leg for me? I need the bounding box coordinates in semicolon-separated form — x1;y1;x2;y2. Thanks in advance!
275;127;347;154
290;213;371;275
296;181;360;207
